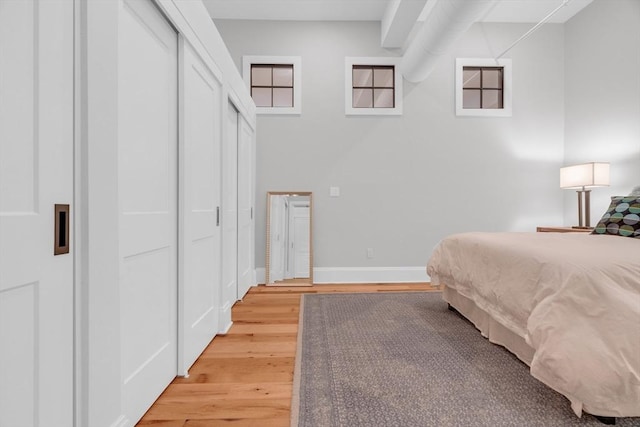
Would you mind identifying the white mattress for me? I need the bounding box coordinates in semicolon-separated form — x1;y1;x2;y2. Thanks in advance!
427;232;640;418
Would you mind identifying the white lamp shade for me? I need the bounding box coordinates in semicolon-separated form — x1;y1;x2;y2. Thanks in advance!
560;162;610;189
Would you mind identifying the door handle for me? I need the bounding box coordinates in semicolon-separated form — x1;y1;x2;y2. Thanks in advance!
54;204;70;255
216;206;220;226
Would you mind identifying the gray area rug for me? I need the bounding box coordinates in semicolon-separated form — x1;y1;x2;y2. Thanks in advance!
291;292;640;427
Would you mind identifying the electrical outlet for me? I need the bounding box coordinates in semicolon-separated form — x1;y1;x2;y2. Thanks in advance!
366;248;374;259
330;186;340;197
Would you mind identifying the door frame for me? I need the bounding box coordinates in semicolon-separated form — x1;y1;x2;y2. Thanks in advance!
73;0;82;425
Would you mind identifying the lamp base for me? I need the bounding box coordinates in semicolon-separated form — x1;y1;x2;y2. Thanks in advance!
571;226;593;230
575;189;592;228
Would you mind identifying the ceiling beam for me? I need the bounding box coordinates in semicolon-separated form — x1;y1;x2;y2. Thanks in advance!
401;0;498;82
381;0;429;48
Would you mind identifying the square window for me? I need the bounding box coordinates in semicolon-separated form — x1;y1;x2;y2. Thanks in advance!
243;56;302;114
344;57;402;116
456;58;511;117
346;58;401;115
462;66;504;110
352;66;394;108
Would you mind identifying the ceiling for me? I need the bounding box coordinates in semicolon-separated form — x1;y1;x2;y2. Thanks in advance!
203;0;594;23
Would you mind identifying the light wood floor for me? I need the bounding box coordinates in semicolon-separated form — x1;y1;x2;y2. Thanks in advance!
137;283;437;427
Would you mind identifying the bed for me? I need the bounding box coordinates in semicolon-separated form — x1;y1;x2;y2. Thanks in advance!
427;230;640;421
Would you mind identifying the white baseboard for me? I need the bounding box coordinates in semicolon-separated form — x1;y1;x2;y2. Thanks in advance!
218;320;233;335
219;303;233;335
255;267;429;285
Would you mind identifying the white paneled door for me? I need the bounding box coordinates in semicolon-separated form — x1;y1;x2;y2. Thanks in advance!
118;0;178;423
0;1;74;426
236;118;253;299
221;102;238;331
180;41;222;373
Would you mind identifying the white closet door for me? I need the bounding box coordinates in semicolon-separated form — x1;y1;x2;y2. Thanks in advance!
236;118;253;299
221;102;238;330
0;1;74;426
181;41;222;372
118;0;178;423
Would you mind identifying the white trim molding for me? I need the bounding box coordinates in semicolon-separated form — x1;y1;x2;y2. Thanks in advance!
256;267;429;284
314;267;428;283
345;56;403;116
456;58;512;117
242;55;302;115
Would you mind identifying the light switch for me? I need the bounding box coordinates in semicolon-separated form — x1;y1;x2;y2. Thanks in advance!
330;186;340;197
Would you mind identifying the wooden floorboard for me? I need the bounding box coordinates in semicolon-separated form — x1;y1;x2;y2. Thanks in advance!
137;282;437;427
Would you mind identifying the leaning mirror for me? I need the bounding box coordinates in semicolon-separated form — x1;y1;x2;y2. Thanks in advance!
266;191;313;286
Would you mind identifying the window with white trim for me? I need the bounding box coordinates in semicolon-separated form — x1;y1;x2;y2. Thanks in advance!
352;65;395;108
251;64;294;108
243;56;301;115
345;57;402;116
456;58;512;117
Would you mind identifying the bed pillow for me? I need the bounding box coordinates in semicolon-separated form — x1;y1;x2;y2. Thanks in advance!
592;196;640;238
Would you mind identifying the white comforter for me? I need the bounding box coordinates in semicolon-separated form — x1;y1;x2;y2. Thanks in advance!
427;232;640;418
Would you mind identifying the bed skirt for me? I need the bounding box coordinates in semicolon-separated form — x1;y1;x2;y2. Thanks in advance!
442;286;535;366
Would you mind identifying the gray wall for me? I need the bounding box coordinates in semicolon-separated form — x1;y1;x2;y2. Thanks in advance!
564;0;640;225
215;19;566;270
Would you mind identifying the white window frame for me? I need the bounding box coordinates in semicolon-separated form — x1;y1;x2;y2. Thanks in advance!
456;58;512;117
243;55;302;115
345;57;403;116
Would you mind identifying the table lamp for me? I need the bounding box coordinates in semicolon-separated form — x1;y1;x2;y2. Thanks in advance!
560;162;610;228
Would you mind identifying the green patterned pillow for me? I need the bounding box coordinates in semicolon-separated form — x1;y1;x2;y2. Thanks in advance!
592;196;640;238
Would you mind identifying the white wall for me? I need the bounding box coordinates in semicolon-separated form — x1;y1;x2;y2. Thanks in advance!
564;0;640;225
215;20;566;277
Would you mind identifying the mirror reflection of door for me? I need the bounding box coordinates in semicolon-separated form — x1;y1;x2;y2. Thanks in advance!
286;199;310;280
266;192;312;286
